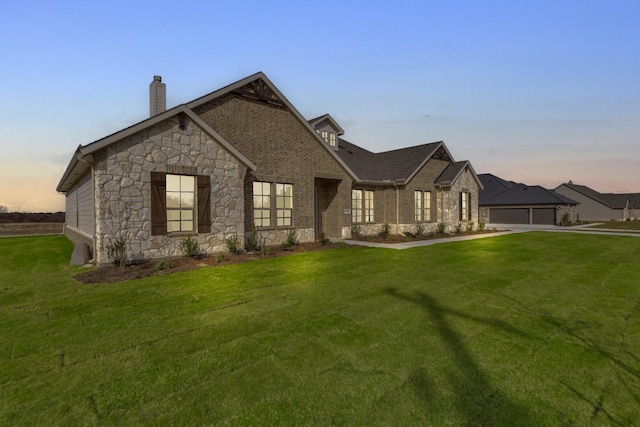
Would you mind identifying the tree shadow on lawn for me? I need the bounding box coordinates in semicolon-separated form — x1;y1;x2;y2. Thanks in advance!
500;294;640;425
385;288;540;426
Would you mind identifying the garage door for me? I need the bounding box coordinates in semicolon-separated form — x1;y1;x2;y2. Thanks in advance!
532;208;555;225
490;208;529;224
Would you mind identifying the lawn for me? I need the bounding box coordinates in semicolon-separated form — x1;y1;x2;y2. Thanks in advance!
588;220;640;230
1;233;639;425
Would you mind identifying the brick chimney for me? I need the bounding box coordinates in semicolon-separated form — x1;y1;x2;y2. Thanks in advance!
149;76;166;117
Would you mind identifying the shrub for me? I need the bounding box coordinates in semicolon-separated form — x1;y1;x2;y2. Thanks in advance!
179;236;201;259
415;222;426;236
404;231;415;238
466;222;474;233
281;229;298;250
245;226;260;252
436;222;446;237
478;221;486;232
106;236;127;268
454;222;462;234
351;223;362;238
225;234;241;254
215;253;227;263
560;212;571;226
379;222;391;239
321;238;330;245
154;261;170;274
261;246;272;256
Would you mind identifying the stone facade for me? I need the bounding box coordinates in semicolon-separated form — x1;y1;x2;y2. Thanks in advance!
92;116;247;265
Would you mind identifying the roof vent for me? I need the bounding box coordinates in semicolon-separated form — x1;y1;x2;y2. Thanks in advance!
150;76;166;117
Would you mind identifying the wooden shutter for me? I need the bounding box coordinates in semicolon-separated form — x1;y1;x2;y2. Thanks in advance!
197;175;211;233
459;192;463;221
150;172;167;236
468;193;472;220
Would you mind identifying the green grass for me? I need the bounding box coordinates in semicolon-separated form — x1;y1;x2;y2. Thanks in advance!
1;233;639;425
588;220;640;230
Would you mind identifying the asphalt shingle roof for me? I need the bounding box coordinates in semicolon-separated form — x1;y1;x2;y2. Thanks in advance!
434;161;469;187
561;183;639;209
336;139;442;182
479;174;578;206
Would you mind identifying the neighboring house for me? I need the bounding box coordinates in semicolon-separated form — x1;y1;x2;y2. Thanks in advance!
57;72;482;265
554;182;639;221
479;174;578;225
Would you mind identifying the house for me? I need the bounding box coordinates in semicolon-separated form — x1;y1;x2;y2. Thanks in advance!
57;72;482;265
554;182;639;221
479;174;578;225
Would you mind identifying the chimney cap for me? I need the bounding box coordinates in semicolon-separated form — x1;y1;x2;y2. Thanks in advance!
153;75;162;82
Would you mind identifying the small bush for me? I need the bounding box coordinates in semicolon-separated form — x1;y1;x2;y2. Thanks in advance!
436;222;446;237
454;222;462;234
154;261;170;274
281;229;298;250
261;246;272;256
404;231;415;238
379;222;391;239
466;222;474;233
415;222;426;236
321;238;330;245
478;221;486;232
225;234;240;254
106;236;127;268
560;212;571;226
351;223;362;238
179;236;201;259
215;253;227;263
245;226;260;252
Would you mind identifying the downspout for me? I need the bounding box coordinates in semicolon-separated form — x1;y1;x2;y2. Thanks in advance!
393;181;399;235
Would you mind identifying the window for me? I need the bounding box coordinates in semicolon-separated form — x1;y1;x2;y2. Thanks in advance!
253;182;271;227
276;183;293;226
166;174;195;232
460;192;471;221
320;130;336;147
415;191;432;222
425;191;431;221
150;172;211;236
352;189;362;223
364;190;374;222
328;132;336;147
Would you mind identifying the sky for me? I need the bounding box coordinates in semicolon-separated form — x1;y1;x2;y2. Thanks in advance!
1;0;638;212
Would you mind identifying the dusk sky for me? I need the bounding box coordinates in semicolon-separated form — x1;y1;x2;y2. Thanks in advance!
1;0;638;212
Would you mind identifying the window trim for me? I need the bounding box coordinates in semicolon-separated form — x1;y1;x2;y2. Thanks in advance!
276;183;293;227
253;181;272;228
166;174;196;233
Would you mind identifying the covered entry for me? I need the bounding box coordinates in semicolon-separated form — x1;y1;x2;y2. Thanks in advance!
314;177;341;239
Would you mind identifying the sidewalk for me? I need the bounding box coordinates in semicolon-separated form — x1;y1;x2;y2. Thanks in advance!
342;223;640;250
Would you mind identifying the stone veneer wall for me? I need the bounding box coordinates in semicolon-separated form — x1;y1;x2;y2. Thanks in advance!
92;116;247;265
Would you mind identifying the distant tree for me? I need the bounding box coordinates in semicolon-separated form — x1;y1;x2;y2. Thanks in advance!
0;205;7;213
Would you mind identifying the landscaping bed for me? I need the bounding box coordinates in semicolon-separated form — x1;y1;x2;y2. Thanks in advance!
75;240;350;284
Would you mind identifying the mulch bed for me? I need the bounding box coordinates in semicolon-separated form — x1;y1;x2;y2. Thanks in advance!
75;241;350;284
349;229;499;244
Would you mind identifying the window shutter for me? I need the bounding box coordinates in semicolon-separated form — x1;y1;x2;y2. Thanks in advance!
468;193;472;220
151;172;167;236
197;175;211;233
459;192;463;221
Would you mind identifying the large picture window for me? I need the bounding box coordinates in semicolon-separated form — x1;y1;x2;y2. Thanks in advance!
276;183;293;226
253;182;271;227
166;174;195;232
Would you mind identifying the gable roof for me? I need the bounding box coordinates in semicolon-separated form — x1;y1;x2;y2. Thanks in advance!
308;114;345;135
57;106;257;193
479;174;577;206
336;139;444;184
186;72;358;181
557;182;632;209
435;161;482;189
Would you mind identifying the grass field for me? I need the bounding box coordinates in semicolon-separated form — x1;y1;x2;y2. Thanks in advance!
588;220;640;230
1;233;639;425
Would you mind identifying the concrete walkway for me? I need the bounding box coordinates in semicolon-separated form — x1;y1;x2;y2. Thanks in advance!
342;223;640;250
